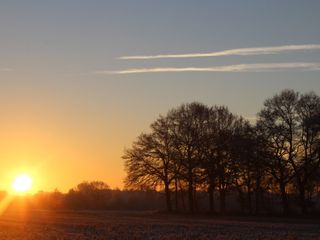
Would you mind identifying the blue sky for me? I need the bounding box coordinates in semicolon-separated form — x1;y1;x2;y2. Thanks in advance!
0;1;319;191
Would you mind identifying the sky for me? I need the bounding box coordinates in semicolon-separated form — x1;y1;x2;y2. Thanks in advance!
0;1;319;193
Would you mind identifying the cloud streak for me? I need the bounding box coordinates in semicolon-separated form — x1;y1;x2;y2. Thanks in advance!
100;62;320;75
120;44;320;60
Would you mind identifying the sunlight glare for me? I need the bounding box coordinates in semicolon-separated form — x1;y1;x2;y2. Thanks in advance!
12;174;32;193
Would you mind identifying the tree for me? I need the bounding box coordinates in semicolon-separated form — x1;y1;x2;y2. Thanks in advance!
201;106;240;214
65;181;110;209
257;90;320;215
231;120;257;214
123;91;320;215
123;116;178;212
76;181;110;192
252;126;271;215
167;102;209;212
258;90;299;215
294;92;320;214
200;106;219;213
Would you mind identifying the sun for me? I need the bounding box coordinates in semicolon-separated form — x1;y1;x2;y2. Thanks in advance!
12;174;33;193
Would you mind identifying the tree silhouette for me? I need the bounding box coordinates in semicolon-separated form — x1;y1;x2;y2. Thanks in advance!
257;90;299;215
123;116;178;211
123;89;320;215
167;103;209;212
294;92;320;214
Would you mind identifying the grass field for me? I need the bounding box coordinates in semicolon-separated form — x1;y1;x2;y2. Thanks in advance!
0;210;319;239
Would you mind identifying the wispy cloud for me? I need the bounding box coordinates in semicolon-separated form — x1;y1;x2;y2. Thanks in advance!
99;62;320;75
0;68;13;72
120;44;320;60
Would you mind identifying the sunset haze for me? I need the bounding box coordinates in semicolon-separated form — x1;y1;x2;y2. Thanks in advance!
0;1;320;193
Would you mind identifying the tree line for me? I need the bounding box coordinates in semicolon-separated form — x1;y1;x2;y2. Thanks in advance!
123;90;320;215
3;181;165;211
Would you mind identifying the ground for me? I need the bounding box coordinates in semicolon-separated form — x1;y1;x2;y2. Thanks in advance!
0;210;319;239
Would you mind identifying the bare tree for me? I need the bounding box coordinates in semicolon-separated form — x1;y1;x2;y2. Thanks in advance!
231;120;256;214
123;116;177;212
168;102;209;212
123;90;320;215
294;92;320;214
257;90;299;215
203;106;240;214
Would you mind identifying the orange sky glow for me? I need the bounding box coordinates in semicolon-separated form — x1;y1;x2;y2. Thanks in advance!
1;1;319;194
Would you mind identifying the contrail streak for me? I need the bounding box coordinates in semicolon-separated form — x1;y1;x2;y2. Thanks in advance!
99;62;320;74
120;44;320;60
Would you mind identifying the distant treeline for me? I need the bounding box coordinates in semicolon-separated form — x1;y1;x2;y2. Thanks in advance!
2;182;165;211
123;89;320;215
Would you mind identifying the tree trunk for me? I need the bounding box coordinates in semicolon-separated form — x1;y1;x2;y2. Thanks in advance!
188;182;194;212
179;180;186;211
280;182;289;215
188;167;194;212
298;184;307;215
247;187;252;214
254;176;261;215
208;184;215;213
164;183;172;212
238;188;245;214
219;188;226;214
194;189;198;212
174;178;179;211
